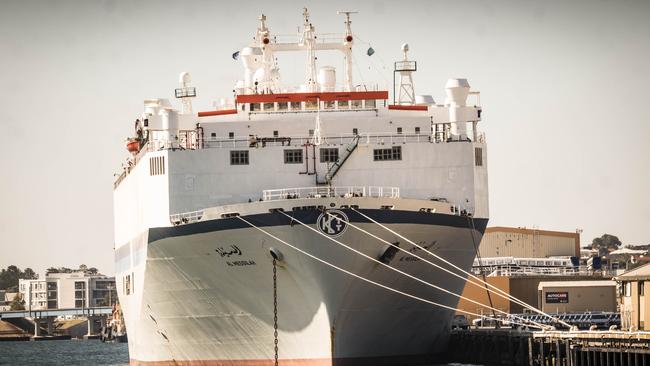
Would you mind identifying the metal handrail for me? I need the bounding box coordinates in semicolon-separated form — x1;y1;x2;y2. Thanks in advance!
262;186;400;201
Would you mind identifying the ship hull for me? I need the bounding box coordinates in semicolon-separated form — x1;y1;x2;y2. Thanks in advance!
118;209;487;366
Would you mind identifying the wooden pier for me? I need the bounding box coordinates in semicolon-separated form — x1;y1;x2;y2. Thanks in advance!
446;329;650;365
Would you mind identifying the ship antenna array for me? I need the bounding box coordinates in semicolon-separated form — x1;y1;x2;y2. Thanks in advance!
236;215;545;330
276;211;550;330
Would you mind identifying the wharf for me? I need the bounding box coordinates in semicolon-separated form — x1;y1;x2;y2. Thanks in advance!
446;328;650;365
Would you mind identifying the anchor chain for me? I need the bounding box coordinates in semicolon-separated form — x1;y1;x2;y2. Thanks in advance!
272;258;279;366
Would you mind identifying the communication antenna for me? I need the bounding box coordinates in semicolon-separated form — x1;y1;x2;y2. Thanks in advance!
393;43;417;105
337;10;358;91
175;72;197;114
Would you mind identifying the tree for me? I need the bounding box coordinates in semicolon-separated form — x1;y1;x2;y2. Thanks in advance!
78;264;88;272
592;234;623;257
20;268;38;280
87;267;99;275
9;293;24;311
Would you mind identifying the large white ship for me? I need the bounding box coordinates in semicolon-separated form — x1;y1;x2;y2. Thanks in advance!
113;9;489;366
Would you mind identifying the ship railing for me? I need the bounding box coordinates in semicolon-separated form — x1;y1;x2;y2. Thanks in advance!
262;186;400;201
202;133;441;149
169;210;204;226
475;265;617;277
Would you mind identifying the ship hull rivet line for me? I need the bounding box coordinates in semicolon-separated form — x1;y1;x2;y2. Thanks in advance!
276;211;544;330
349;208;572;329
235;215;531;328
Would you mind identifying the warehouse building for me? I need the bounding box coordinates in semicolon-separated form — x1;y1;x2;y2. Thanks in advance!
456;275;611;321
537;280;616;314
479;227;580;258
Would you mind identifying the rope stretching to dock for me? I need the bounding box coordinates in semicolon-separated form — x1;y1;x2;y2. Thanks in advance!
278;211;548;330
235;215;542;329
350;208;572;329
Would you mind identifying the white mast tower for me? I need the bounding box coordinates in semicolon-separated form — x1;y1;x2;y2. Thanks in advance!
395;43;416;105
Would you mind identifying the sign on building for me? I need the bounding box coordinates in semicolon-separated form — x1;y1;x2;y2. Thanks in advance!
545;292;569;303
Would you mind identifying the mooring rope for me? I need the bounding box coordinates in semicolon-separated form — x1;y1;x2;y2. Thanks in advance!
350;208;572;329
316;211;549;330
236;215;543;330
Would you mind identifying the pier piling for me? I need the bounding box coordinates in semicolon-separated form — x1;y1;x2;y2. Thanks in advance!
447;329;650;365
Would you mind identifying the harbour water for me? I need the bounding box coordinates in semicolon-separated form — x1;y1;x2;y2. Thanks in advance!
0;340;478;365
0;340;128;366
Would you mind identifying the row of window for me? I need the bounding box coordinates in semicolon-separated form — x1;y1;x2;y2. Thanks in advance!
622;281;645;297
229;146;404;165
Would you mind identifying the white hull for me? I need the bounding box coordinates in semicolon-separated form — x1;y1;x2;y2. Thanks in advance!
117;207;487;365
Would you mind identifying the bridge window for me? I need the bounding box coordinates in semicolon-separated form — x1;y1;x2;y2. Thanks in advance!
353;128;358;135
324;101;335;109
338;100;349;109
263;102;274;111
284;149;303;164
290;101;301;110
365;99;376;108
320;148;339;163
373;146;402;161
250;103;260;112
273;130;279;137
210;132;216;138
415;127;421;134
397;127;403;134
228;132;234;139
230;150;249;165
278;102;288;111
305;100;318;110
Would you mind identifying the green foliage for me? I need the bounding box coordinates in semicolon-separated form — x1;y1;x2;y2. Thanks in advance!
591;234;623;257
0;265;38;291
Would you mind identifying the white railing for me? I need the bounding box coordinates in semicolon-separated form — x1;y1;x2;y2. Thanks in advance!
169;210;204;225
262;186;400;201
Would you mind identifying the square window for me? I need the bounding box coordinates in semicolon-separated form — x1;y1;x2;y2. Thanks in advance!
320;148;339;163
211;132;216;138
273;130;279;137
353;128;358;135
373;146;402;161
230;150;249;165
229;132;234;139
284;149;303;164
397;127;402;134
415;127;421;134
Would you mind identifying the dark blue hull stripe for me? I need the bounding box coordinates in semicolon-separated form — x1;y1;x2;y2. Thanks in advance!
148;209;488;244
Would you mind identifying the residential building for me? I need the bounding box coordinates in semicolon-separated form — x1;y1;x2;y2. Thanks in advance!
18;272;116;310
616;263;650;330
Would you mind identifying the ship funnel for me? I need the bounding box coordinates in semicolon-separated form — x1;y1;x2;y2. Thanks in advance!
445;79;471;140
318;66;336;92
445;78;470;106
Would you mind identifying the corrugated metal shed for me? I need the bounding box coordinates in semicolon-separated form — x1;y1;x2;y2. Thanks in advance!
479;227;580;258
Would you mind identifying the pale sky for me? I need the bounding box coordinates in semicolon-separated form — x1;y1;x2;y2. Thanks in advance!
0;0;648;276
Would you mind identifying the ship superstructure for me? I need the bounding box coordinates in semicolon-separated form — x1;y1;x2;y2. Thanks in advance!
114;9;488;366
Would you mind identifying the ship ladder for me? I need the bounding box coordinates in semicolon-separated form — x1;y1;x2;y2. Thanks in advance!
317;134;360;185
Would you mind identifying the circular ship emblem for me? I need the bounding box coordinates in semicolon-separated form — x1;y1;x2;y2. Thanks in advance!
317;209;349;237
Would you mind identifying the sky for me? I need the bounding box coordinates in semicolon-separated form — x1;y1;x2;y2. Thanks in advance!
0;0;648;276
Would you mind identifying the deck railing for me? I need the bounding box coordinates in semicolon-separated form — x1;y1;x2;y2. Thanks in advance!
262;186;400;201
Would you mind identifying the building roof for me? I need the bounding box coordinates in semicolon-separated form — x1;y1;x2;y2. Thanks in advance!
486;226;580;240
615;262;650;281
538;280;616;290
